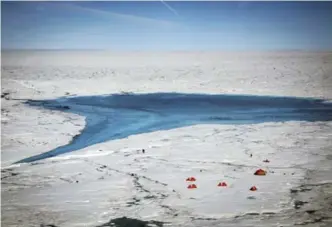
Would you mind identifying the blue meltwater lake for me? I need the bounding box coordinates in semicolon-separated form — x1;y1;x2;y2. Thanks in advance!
16;93;332;163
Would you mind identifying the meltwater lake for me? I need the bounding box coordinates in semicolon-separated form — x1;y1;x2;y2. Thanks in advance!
16;92;332;163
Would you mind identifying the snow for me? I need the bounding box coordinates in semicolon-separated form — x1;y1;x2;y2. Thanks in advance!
1;51;332;226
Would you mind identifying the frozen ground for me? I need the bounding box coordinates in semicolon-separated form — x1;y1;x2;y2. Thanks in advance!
1;51;332;226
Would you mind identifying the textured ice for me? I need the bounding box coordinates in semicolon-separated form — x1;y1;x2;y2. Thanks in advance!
2;51;332;227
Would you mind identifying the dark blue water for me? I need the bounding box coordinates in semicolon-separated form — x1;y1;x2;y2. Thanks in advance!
16;93;332;164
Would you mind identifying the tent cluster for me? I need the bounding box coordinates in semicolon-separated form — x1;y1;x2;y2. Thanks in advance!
185;168;267;191
186;176;197;189
217;182;227;187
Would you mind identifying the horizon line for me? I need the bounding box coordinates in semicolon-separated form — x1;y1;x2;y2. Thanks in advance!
2;48;332;53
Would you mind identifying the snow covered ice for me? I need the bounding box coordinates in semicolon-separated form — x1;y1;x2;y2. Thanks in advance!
1;51;332;226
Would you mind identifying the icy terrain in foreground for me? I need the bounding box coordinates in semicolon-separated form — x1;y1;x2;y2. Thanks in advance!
1;51;332;226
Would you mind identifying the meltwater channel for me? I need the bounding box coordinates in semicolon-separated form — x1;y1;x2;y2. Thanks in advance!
16;92;332;163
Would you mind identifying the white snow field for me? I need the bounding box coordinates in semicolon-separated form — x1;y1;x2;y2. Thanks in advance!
1;51;332;227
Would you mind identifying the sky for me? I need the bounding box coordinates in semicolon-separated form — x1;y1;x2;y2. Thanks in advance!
1;1;332;51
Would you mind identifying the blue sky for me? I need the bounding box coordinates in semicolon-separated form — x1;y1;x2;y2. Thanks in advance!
2;1;332;50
